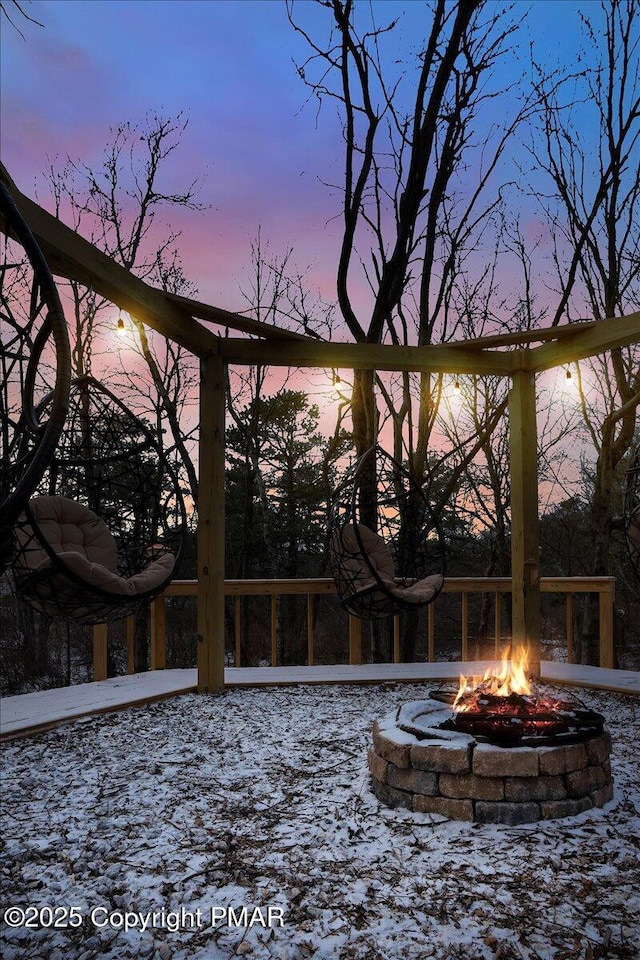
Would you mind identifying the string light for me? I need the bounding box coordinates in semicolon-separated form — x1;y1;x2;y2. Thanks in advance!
453;378;460;394
565;368;572;383
117;310;125;336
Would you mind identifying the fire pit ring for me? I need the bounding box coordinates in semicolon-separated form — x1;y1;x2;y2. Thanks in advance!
369;699;614;824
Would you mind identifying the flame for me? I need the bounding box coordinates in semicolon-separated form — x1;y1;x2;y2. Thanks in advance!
453;645;532;712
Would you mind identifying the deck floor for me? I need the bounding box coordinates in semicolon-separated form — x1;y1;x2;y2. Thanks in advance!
1;661;638;740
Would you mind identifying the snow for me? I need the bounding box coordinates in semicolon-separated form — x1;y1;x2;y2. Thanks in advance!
1;683;639;960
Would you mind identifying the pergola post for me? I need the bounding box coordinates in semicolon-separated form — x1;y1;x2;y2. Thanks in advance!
197;351;226;693
509;369;541;675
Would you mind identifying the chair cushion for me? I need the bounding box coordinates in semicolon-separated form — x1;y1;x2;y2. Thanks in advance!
336;523;396;584
388;574;444;604
21;495;118;572
18;495;175;596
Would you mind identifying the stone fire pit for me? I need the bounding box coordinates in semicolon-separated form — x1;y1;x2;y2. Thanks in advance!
369;699;614;824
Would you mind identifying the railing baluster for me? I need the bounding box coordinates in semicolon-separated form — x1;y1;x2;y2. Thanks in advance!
235;595;242;667
349;615;362;665
271;594;277;667
566;593;574;664
126;615;135;675
494;591;501;659
428;605;435;662
393;616;400;663
150;595;166;670
307;594;315;666
93;623;108;681
461;593;469;662
599;581;614;669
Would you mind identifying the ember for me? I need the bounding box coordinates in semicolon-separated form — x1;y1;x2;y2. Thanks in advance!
439;646;605;747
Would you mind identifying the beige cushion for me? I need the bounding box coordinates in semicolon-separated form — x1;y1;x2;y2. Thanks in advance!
389;574;444;604
19;495;118;571
335;523;396;586
18;495;175;596
334;522;443;604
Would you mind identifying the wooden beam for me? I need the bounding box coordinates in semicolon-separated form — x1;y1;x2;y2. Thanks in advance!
197;352;226;693
509;370;541;673
448;320;598;351
0;170;217;358
165;291;312;342
217;337;516;375
529;312;640;372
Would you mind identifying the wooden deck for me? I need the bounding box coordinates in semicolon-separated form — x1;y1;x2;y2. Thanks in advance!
1;662;638;740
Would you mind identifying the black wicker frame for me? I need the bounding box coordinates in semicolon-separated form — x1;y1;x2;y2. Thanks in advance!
624;443;640;582
12;376;188;624
328;445;446;620
0;179;71;572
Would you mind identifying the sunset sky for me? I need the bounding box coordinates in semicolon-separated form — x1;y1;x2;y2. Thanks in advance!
2;0;591;323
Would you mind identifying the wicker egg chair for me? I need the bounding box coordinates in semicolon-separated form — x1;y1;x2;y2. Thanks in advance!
11;376;188;624
0;178;71;573
328;446;446;620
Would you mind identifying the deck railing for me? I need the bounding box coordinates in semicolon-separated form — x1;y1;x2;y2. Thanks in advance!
92;576;616;680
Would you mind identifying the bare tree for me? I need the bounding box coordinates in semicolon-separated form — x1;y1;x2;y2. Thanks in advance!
288;0;535;496
43;114;204;509
531;0;640;662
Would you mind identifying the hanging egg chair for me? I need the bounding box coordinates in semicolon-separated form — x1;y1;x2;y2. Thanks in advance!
0;178;71;573
328;445;446;620
624;443;640;581
11;375;188;624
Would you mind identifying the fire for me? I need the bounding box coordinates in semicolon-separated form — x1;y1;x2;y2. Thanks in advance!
453;645;532;712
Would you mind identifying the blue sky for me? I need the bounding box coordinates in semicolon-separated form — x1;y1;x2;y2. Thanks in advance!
1;0;595;318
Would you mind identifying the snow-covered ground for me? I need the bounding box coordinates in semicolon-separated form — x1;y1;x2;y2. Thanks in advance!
1;683;639;960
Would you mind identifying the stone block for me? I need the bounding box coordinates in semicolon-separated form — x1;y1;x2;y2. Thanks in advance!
563;742;588;772
591;781;614;808
373;720;413;768
565;765;600;798
411;742;471;774
439;773;504;801
585;734;611;766
370;776;413;810
367;747;388;784
387;764;438;796
538;746;567;776
505;775;566;802
539;797;593;820
475;801;540;825
413;794;474;821
473;744;539;778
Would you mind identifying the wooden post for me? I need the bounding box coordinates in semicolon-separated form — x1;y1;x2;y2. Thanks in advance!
349;616;362;665
126;616;135;674
509;369;541;675
197;352;226;693
150;595;166;670
93;623;107;681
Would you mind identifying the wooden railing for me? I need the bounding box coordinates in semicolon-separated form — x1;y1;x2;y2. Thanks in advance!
92;576;616;680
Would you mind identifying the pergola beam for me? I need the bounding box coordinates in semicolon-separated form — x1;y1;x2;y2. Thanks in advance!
529;312;640;372
216;337;517;375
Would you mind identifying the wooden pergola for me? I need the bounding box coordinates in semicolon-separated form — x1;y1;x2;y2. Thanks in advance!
2;165;639;691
